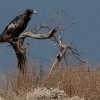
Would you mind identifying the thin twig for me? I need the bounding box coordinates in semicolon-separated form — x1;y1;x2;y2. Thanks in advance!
34;9;61;33
58;19;79;31
52;80;66;89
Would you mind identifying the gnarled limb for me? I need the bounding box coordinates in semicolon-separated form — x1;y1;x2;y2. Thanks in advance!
51;36;84;71
51;36;70;70
19;23;62;39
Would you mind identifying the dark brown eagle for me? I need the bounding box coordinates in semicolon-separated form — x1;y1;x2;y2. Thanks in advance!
0;9;37;42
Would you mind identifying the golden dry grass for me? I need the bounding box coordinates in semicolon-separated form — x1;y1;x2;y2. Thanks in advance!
1;62;100;100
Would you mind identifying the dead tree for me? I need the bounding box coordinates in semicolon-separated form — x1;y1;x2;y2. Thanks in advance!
0;7;82;79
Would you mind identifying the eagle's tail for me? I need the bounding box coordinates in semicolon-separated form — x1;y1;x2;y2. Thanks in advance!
0;35;4;43
0;34;12;43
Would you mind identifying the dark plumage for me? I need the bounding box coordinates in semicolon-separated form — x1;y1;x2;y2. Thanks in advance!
1;9;37;41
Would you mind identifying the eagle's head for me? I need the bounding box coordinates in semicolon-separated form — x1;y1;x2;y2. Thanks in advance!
23;9;37;15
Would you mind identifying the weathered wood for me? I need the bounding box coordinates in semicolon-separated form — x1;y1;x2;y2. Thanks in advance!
19;23;61;39
51;36;70;70
10;39;27;75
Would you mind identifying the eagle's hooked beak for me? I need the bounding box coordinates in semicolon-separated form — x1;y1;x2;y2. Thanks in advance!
32;10;37;14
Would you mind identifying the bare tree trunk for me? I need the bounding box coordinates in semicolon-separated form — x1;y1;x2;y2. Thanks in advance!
16;50;27;90
10;39;27;75
16;50;27;77
9;39;28;90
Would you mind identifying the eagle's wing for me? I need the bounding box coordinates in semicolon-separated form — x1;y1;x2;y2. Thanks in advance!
2;15;29;39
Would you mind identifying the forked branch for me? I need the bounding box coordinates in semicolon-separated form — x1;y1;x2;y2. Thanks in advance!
51;36;85;71
20;23;62;39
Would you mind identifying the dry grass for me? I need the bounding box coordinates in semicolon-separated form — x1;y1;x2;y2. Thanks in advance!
1;62;100;100
0;71;6;98
37;63;100;100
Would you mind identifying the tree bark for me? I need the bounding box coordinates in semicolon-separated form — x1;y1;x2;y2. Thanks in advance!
19;23;61;39
16;49;27;77
51;36;70;71
9;38;28;90
10;39;27;76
